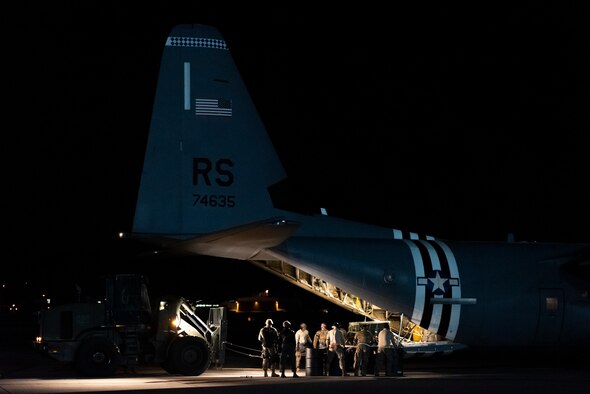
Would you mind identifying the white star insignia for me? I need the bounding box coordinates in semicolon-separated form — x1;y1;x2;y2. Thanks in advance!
429;271;448;293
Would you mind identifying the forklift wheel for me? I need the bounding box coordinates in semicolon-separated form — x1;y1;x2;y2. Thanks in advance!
168;336;211;376
75;337;120;377
161;358;178;374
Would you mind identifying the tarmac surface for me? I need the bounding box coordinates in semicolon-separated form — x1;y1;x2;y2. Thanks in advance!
1;349;589;394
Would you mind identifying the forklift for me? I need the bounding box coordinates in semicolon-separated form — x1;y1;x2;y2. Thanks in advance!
35;274;227;377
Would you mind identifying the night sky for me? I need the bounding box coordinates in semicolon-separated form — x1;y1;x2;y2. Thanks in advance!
3;4;590;317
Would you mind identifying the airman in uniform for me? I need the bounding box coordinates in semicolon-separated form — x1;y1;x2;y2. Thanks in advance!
375;323;397;377
258;318;280;377
353;324;374;376
313;322;329;375
326;322;348;376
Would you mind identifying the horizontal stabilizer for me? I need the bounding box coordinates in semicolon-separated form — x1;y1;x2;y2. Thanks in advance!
175;218;299;260
122;218;299;259
118;232;184;249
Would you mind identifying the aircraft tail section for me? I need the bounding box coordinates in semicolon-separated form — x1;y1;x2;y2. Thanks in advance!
133;24;286;236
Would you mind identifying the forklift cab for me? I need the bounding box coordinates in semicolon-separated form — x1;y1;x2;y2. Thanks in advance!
105;274;152;325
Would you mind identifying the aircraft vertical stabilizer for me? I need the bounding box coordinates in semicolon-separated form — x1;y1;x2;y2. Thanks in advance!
133;24;286;236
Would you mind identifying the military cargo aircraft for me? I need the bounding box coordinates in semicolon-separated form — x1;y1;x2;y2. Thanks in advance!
124;24;590;356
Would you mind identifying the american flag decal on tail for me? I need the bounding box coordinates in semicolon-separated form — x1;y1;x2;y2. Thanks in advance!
195;98;232;117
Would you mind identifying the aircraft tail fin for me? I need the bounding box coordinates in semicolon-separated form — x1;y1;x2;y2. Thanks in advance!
133;24;286;236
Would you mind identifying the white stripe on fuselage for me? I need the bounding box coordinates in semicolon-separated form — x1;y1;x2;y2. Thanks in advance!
419;240;443;335
435;241;461;340
404;240;425;325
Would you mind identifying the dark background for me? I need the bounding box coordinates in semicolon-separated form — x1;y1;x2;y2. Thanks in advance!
2;3;589;351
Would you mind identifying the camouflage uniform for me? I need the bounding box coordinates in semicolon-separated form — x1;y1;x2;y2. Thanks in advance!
353;327;374;376
278;321;298;377
313;323;329;375
258;319;279;377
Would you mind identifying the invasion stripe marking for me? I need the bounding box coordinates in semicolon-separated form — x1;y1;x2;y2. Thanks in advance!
418;241;444;335
414;241;434;330
435;241;461;340
404;240;425;325
393;229;435;240
406;240;462;341
430;241;452;337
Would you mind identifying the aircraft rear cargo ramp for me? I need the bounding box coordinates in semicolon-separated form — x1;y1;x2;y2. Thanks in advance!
251;260;465;357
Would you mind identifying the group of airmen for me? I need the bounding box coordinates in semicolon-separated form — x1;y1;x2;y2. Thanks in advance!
258;319;403;378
